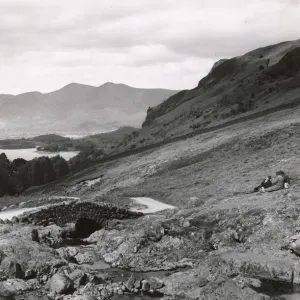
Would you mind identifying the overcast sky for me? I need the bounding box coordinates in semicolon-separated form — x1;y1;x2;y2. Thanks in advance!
0;0;299;95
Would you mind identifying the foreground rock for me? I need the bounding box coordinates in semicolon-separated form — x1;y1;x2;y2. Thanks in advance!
50;273;74;295
0;279;36;297
0;223;67;281
2;190;300;299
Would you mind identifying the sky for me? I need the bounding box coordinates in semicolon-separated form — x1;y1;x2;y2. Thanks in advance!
0;0;300;95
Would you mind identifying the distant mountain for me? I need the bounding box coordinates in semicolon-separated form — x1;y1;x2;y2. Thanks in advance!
0;82;178;138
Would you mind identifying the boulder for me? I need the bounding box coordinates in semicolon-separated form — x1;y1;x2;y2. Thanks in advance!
134;278;141;289
1;206;7;212
68;269;87;288
50;273;74;295
25;269;36;279
39;224;64;246
125;274;136;291
141;279;150;292
187;197;205;208
148;277;164;290
0;278;31;297
66;247;79;258
74;252;94;265
221;252;294;283
0;258;23;278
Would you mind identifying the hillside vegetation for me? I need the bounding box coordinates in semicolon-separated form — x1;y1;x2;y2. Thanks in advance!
113;39;300;151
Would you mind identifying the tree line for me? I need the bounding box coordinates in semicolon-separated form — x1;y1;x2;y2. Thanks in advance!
0;143;105;198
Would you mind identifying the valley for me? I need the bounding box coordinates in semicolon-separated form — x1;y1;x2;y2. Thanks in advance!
1;39;300;299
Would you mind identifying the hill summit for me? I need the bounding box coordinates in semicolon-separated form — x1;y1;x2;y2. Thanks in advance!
140;39;300;141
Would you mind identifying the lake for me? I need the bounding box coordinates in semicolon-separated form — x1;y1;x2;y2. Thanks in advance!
0;148;79;161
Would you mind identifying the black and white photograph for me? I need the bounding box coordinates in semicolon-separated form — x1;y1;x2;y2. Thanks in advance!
0;0;300;299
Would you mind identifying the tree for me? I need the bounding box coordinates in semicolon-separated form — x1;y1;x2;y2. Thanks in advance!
69;152;92;171
41;157;56;183
0;168;9;197
11;158;27;169
51;155;70;177
14;164;30;194
27;157;56;185
28;158;43;185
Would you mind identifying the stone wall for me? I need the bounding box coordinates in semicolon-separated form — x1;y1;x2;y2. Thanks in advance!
20;200;143;227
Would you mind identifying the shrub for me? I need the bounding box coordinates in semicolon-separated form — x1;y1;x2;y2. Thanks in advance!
259;65;265;71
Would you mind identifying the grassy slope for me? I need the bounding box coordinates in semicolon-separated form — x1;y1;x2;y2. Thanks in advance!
25;102;297;210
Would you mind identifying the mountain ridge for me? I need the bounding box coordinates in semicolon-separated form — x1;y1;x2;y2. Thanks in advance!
140;39;300;137
0;82;178;98
0;82;178;139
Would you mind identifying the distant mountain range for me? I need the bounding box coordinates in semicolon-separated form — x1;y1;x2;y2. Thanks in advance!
0;82;178;138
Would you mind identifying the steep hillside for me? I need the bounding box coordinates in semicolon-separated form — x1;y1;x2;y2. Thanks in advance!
0;82;178;138
139;39;300;142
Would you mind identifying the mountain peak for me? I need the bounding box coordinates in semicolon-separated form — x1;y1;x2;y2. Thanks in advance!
99;82;128;88
61;82;94;89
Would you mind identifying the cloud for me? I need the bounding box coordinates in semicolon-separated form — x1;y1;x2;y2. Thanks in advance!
0;0;299;94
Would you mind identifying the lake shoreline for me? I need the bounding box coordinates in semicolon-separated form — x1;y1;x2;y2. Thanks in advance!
0;148;79;161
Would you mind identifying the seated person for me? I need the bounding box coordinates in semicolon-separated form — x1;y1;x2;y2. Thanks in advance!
262;171;284;192
253;176;272;192
278;170;291;188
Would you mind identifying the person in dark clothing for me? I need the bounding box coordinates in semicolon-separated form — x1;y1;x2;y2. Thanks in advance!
253;176;272;192
278;170;291;188
263;172;284;192
261;170;291;193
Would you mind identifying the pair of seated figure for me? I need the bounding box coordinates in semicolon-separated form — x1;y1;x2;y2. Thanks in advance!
254;170;290;193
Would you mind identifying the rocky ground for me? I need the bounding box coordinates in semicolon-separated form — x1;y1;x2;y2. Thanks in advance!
3;191;300;300
2;106;300;299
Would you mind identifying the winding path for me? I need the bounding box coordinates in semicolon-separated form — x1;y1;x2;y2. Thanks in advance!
130;197;176;214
